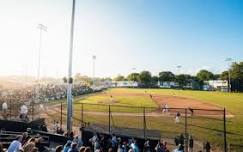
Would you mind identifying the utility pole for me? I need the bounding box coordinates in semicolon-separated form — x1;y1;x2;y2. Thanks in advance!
67;0;76;134
92;55;96;86
34;24;47;120
225;58;232;92
176;65;182;75
37;24;47;82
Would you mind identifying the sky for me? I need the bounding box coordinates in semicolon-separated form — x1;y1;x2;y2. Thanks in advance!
0;0;242;78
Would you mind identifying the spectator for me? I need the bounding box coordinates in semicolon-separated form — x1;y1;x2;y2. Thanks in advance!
120;141;129;152
31;147;38;152
23;138;36;152
2;102;8;119
173;144;184;152
55;145;63;152
7;135;23;152
79;146;85;152
111;134;118;150
188;136;193;152
130;139;139;152
143;140;151;152
19;104;28;121
0;143;4;152
179;134;184;145
175;112;180;123
108;148;113;152
73;135;83;148
155;139;165;152
205;142;211;152
63;140;72;152
68;142;78;152
35;137;48;152
21;132;30;145
84;147;91;152
174;137;179;146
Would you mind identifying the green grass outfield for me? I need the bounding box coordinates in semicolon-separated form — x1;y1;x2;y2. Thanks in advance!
50;88;243;148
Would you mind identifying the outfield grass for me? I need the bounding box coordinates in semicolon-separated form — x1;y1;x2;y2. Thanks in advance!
99;88;243;145
47;88;243;149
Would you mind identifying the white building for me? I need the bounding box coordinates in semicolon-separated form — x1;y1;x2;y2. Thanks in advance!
112;81;139;87
158;81;178;88
204;80;228;92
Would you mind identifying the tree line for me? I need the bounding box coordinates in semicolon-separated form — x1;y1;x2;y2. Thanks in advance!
113;62;243;92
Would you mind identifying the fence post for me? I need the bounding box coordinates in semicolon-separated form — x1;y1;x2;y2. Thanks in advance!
61;101;63;129
224;108;227;152
185;108;188;152
143;107;146;139
81;103;84;125
9;98;12;120
32;100;34;121
109;105;111;134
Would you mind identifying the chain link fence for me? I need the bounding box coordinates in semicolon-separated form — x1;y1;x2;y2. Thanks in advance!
0;101;228;152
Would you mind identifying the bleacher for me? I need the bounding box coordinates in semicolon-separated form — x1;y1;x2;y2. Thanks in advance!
0;130;50;149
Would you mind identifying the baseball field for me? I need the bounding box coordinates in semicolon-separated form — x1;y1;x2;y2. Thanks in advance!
43;88;243;150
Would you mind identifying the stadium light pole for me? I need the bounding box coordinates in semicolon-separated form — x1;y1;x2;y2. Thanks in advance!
67;0;76;134
131;67;136;72
92;55;96;86
36;24;47;106
37;24;47;81
225;58;232;92
176;65;182;75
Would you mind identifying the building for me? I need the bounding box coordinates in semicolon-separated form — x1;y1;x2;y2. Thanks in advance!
112;81;139;88
158;81;178;88
204;80;228;92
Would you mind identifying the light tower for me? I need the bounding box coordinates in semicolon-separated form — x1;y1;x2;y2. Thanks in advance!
176;65;182;75
67;0;76;134
225;57;233;92
37;24;47;82
92;55;96;86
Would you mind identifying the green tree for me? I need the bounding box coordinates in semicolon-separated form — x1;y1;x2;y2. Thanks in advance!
151;76;159;87
213;74;221;80
139;71;152;87
229;62;243;92
127;73;140;81
74;73;92;85
63;77;67;83
113;75;125;81
231;62;243;80
158;71;175;82
220;71;229;80
196;70;214;81
175;74;192;87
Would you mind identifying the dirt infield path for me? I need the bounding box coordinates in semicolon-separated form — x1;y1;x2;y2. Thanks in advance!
151;95;222;110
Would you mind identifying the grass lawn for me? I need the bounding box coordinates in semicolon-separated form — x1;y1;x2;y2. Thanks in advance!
47;88;243;149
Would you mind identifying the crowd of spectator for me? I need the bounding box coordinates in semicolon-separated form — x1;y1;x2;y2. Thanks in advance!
0;131;212;152
0;82;92;105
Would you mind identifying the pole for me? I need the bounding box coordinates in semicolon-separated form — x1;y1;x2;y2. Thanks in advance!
224;108;227;152
228;70;231;92
67;0;76;134
109;105;111;134
9;98;11;120
81;103;84;125
32;100;34;121
185;108;188;152
143;107;146;139
225;58;232;92
35;24;47;120
92;55;96;86
61;102;63;129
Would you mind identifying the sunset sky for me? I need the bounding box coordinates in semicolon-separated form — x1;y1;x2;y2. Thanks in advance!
0;0;242;78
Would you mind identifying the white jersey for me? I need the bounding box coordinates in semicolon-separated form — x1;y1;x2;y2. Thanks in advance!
2;102;8;110
20;105;28;115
